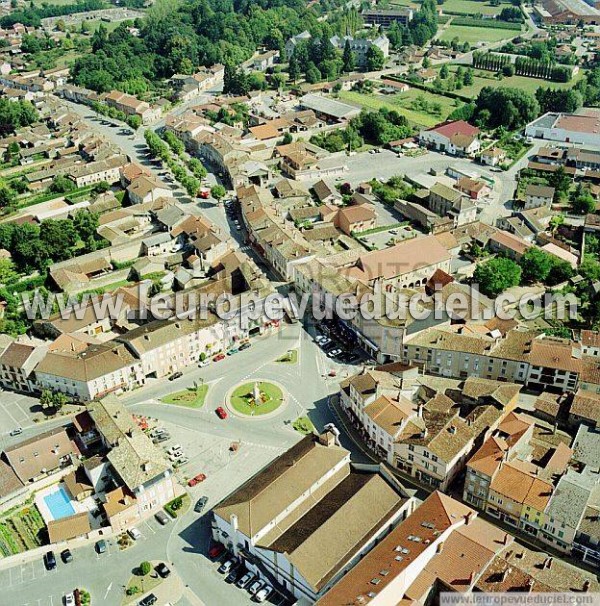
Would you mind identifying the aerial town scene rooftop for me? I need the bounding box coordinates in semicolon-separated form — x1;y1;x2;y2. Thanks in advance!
0;0;597;604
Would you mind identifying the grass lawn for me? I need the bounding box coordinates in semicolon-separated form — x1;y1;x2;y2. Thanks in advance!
292;416;315;435
442;0;509;15
339;89;459;128
123;567;163;605
440;24;516;45
161;385;208;409
86;20;128;33
440;65;585;99
230;381;284;416
276;349;298;364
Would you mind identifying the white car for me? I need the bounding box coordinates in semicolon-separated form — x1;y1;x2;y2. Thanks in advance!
198;359;210;367
247;579;264;596
167;445;183;456
64;594;75;606
128;527;142;541
327;348;343;358
255;585;273;603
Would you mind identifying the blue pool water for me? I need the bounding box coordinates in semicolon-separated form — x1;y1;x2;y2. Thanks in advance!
44;486;75;520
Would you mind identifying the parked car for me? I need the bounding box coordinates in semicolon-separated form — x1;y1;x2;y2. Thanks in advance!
44;551;56;570
168;372;183;381
318;338;332;349
247;579;264;596
227;347;239;356
61;549;73;563
216;406;228;419
198;359;210;367
213;353;226;362
173;456;189;466
238;342;251;351
152;434;169;444
208;543;225;559
128;527;142;541
218;558;237;574
194;496;208;513
155;563;171;578
188;473;207;487
226;565;241;583
167;445;183;456
327;348;343;358
95;539;107;554
155;511;170;526
139;594;157;606
236;571;255;589
9;427;22;436
64;593;75;606
255;585;273;602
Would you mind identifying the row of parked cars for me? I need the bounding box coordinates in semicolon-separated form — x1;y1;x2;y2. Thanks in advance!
218;556;274;603
314;319;361;365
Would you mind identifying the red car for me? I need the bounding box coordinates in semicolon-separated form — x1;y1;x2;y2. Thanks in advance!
188;473;207;487
216;406;228;419
198;189;210;199
213;353;225;362
208;543;225;559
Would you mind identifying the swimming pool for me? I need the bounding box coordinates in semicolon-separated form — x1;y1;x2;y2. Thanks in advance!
43;486;75;520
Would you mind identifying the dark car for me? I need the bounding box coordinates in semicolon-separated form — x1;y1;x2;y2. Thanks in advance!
194;496;208;513
95;539;107;554
225;564;241;583
44;550;56;570
238;342;251;351
61;549;73;563
139;594;157;606
155;563;171;578
155;511;170;526
168;372;183;381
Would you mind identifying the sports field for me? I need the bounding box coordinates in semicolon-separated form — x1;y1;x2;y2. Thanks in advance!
440;24;517;44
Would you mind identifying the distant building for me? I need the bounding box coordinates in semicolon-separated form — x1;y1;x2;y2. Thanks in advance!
526;110;600;147
419;120;481;157
329;35;390;68
362;8;414;27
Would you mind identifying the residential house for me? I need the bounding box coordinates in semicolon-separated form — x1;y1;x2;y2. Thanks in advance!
524;183;555;209
420;121;481;157
428;182;477;226
0;340;47;393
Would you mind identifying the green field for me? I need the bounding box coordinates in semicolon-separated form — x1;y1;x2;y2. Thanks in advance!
339;89;459;128
85;19;127;33
440;24;517;44
443;65;586;98
442;0;510;15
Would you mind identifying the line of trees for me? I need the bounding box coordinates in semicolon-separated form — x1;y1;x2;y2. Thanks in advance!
472;52;572;82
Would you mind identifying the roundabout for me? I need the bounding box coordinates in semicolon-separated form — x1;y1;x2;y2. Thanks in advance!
226;380;286;418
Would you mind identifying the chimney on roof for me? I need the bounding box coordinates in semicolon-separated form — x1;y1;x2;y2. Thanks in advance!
584;580;591;593
545;557;553;569
503;533;509;546
141;461;151;473
501;567;512;582
469;570;475;586
436;540;444;554
526;578;535;592
417;403;424;418
465;511;473;525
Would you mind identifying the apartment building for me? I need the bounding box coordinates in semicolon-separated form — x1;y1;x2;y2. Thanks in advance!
0;340;47;393
117;315;226;379
212;433;416;602
524;183;555;209
34;341;145;401
67;155;128;188
104;90;161;125
428;182;477;226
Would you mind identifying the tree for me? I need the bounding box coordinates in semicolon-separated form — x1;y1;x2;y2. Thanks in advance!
502;64;515;77
50;175;76;194
473;257;522;297
0;186;13;209
211;185;226;200
548;165;571;200
440;63;449;79
139;561;152;576
519;248;553;284
288;54;301;83
546;257;574;286
0;258;17;284
464;68;474;85
342;39;355;73
474;87;539;130
305;62;321;84
366;46;385;72
572;192;596;214
126;115;141;130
